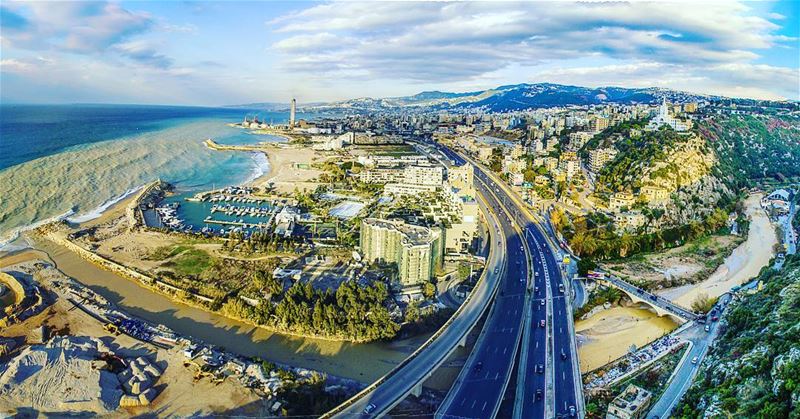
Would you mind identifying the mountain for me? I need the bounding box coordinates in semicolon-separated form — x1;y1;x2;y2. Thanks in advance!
311;83;709;112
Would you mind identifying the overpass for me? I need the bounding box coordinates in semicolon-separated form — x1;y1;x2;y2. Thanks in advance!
596;275;698;322
322;159;510;418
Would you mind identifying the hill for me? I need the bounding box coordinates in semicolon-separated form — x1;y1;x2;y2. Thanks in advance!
675;254;800;418
309;83;710;112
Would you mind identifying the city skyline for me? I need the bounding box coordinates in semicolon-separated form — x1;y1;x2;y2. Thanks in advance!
1;0;798;105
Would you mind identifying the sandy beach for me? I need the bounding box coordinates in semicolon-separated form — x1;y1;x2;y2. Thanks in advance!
658;193;777;306
575;306;678;372
244;145;325;194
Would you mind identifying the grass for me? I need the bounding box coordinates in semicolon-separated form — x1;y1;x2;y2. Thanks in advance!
147;245;191;261
168;248;214;276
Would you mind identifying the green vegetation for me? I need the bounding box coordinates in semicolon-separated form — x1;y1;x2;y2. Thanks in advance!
560;207;730;260
221;273;400;342
595;128;686;194
702;114;800;186
674;255;800;418
166;247;214;276
689;292;718;314
574;286;623;319
278;371;350;417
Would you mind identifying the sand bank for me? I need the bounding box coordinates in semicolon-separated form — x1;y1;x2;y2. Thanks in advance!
575;306;678;373
659;193;777;306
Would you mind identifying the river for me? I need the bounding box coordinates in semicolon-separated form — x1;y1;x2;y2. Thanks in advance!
1;237;428;384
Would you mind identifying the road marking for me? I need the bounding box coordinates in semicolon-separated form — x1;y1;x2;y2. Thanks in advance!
482;401;487;412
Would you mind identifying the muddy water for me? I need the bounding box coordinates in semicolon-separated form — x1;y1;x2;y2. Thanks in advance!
575;306;678;373
3;240;427;383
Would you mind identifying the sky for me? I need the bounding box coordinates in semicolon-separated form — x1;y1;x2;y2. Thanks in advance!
1;0;798;105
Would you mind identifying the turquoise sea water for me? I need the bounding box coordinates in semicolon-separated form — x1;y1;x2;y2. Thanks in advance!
0;104;300;247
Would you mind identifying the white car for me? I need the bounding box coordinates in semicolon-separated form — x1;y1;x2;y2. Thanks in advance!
691;356;699;364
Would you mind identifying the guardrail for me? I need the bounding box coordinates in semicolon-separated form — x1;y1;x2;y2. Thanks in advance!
321;191;504;418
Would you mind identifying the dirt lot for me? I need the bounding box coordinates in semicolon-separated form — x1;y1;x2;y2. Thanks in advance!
0;261;271;417
603;233;744;290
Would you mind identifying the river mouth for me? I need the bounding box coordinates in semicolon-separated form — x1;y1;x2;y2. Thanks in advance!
3;236;428;384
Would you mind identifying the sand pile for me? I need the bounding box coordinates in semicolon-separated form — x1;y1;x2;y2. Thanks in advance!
0;336;122;413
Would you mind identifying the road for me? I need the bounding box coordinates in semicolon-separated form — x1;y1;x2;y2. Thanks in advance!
436;173;530;419
647;293;732;418
471;160;583;418
325;189;507;418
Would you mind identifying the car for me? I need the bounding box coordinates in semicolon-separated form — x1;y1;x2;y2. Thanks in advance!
474;361;483;372
535;389;543;400
363;403;377;414
536;364;544;374
520;246;524;251
535;271;539;277
539;319;546;328
534;286;540;293
558;284;565;294
561;349;567;360
704;325;711;332
691;356;699;364
711;315;719;322
540;299;545;306
569;406;577;417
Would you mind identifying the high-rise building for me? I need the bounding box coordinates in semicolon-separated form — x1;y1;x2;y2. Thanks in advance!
360;218;443;286
290;98;296;128
447;163;474;196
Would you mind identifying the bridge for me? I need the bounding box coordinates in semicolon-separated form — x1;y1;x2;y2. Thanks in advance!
596;275;698;322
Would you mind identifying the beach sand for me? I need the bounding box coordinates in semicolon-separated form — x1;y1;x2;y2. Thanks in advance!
575;306;678;372
249;146;325;194
658;193;777;306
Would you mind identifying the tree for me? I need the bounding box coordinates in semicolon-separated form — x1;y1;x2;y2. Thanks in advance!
423;282;436;299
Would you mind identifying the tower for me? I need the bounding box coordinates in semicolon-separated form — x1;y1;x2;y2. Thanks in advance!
290;98;296;128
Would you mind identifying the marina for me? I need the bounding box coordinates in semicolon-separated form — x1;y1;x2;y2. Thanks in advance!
146;187;281;237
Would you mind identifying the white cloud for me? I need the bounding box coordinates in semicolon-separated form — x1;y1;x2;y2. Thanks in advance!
268;1;798;99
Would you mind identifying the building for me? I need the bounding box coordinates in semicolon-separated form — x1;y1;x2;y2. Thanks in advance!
359;168;404;184
559;159;580;179
609;191;636;212
614;211;647;232
645;98;692;132
589;116;609;133
445;196;479;254
403;165;443;186
639;185;670;205
589;148;618;172
683;102;698;113
607;384;652;419
290;98;296;128
448;163;475;196
360;218;443;286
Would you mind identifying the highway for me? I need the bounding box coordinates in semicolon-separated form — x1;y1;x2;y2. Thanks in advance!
471;159;583;419
324;162;507;418
435;173;530;418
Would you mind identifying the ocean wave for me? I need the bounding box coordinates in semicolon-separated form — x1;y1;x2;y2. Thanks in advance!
243;152;271;185
66;184;146;224
0;208;75;251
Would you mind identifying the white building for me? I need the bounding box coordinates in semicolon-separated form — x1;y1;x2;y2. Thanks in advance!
645;98;692;132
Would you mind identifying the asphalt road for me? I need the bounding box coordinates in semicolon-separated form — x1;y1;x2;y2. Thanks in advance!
647;293;732;418
472;165;582;419
436;174;529;418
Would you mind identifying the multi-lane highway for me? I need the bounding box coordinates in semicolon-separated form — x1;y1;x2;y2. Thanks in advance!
471;157;583;418
436;174;530;418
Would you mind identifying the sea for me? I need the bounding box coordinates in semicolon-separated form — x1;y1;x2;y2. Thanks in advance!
0;104;302;249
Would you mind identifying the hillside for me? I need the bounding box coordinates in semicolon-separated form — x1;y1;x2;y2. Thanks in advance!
675;255;800;418
702;114;800;185
309;83;710;112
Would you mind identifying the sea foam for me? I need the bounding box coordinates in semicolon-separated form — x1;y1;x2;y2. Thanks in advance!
66;184;145;224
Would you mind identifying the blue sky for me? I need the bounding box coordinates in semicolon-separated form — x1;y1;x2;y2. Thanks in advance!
1;1;798;105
